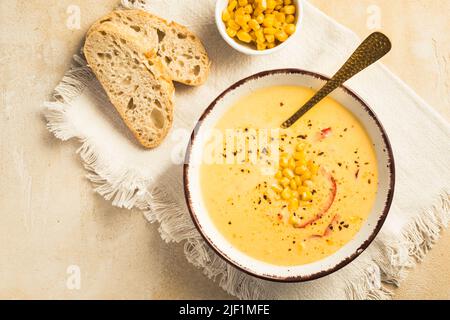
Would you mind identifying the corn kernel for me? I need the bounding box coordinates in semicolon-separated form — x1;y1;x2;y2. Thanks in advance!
267;42;276;48
262;14;275;27
279;156;289;167
275;170;283;179
237;30;252;42
301;191;313;201
226;27;237;38
281;187;291;200
284;23;296;35
283;5;296;14
222;9;231;22
291;190;299;199
295;143;304;152
244;4;253;13
295;159;307;167
271;183;283;193
293;151;305;160
303;180;313;188
302;171;312;180
286;14;295;23
238;0;248;6
282;168;295;179
248;19;261;30
288;158;296;169
294;165;307;175
255;13;264;24
227;20;241;31
284;0;292;4
297;186;308;194
274;11;285;22
289;214;300;225
228;0;238;12
241;23;251;32
263;27;277;35
275;30;288;42
294;176;302;186
280;177;290;187
257;42;267;50
289;198;299;211
289;179;297;190
267;0;277;9
298;241;306;253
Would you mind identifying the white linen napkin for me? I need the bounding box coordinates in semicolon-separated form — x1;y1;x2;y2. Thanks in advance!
44;0;450;299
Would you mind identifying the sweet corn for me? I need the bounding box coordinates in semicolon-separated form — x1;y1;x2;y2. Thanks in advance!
256;42;267;50
222;10;231;22
282;168;295;179
286;14;295;23
275;170;283;179
263;27;277;35
235;14;251;27
284;23;296;35
262;14;275;27
227;19;241;31
237;30;252;42
281;187;291;200
226;27;237;38
283;5;296;14
255;13;264;24
298;241;306;253
294;165;307;175
293;151;305;160
301;191;313;201
223;0;297;50
279;156;289;167
288;198;299;211
289;214;300;225
297;186;308;194
275;30;288;42
303;179;313;188
288;158;296;169
244;4;253;14
228;0;238;12
295;159;307;167
294;176;302;186
291;190;299;199
267;0;277;9
241;23;251;32
280;177;290;187
302;171;312;180
289;179;297;190
274;11;285;22
248;19;261;30
271;183;283;193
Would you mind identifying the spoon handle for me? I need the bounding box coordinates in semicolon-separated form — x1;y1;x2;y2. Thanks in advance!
281;32;392;129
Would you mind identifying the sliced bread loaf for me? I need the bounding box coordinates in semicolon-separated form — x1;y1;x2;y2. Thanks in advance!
89;9;210;86
84;23;174;149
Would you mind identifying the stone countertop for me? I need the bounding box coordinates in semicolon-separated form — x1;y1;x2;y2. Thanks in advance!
0;0;448;299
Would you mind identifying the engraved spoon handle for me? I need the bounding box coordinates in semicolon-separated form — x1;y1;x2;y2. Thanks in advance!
281;32;392;129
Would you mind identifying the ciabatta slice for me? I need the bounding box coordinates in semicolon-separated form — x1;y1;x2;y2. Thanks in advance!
84;24;174;149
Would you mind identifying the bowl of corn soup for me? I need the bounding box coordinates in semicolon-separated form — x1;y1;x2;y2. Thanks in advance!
184;69;395;282
215;0;303;55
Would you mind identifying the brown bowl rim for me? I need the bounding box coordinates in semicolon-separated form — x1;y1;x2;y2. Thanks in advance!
183;68;396;282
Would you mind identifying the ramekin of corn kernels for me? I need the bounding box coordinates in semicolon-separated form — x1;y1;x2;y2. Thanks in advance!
215;0;302;55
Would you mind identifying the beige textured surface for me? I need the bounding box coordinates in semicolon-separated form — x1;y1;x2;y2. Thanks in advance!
0;0;448;299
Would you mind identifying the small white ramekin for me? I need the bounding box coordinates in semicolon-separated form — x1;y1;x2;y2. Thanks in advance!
215;0;303;55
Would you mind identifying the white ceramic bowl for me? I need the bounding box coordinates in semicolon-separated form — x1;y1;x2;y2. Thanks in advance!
215;0;303;55
184;69;395;282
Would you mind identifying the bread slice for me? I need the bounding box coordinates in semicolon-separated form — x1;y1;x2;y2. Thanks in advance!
89;9;210;86
84;23;174;149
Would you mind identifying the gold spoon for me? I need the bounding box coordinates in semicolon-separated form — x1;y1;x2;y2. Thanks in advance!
281;32;392;129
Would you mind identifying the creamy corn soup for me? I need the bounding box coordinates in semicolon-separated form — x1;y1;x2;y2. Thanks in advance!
200;86;378;266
